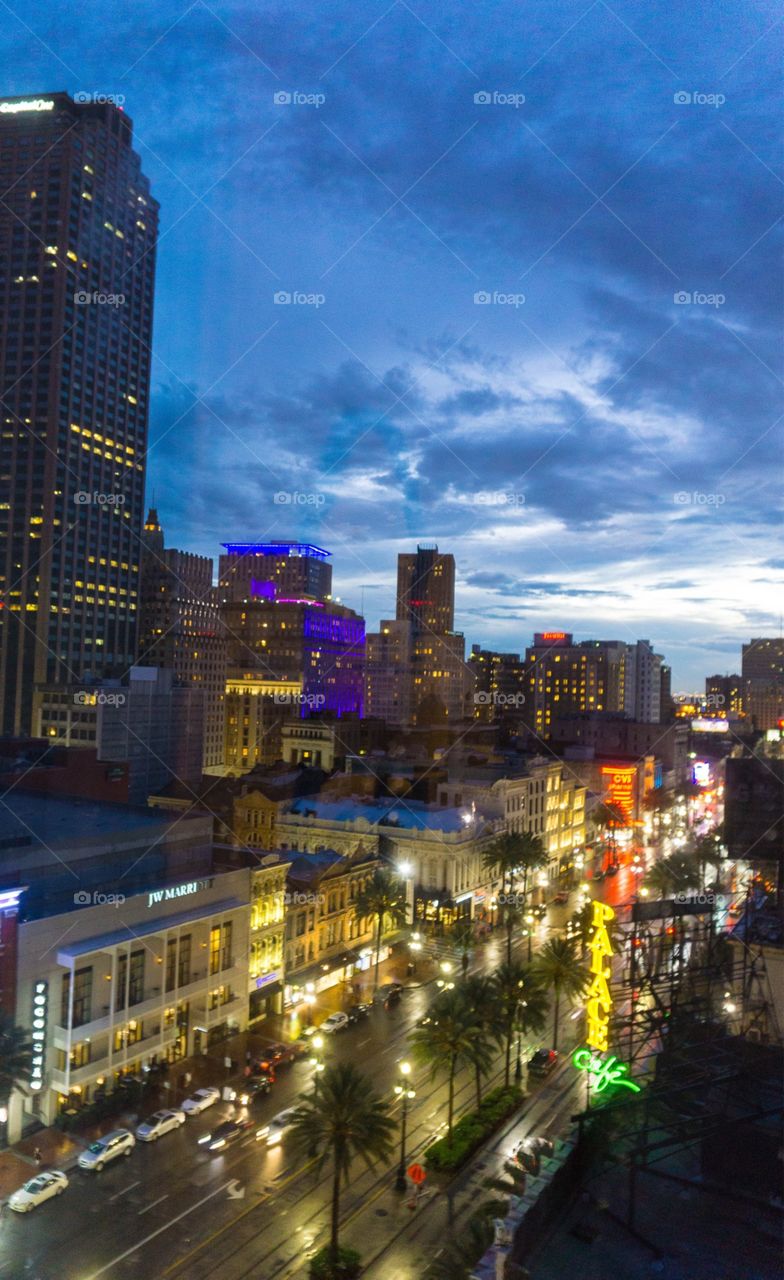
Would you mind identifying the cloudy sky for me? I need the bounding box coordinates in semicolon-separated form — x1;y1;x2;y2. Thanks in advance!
4;0;782;688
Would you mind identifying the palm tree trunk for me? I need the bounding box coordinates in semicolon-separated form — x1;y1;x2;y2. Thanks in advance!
504;1022;512;1087
330;1155;341;1259
552;987;560;1051
447;1056;456;1143
474;1061;482;1109
374;914;382;990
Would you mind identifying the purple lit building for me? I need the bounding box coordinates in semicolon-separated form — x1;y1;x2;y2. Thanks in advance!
219;542;332;604
219;543;364;718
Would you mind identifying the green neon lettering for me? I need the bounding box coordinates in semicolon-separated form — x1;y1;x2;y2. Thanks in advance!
572;1048;641;1094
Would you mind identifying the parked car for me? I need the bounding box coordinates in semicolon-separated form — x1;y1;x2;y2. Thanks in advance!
197;1117;252;1152
346;1003;372;1025
238;1075;274;1105
321;1012;349;1035
527;1049;558;1078
181;1087;221;1116
78;1129;135;1171
258;1107;299;1147
135;1109;186;1142
9;1170;68;1212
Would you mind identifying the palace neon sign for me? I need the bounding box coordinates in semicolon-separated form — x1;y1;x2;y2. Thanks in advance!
586;899;615;1052
572;1049;640;1094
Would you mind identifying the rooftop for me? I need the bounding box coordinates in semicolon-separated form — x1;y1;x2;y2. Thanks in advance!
286;795;490;833
221;542;330;560
0;792;180;848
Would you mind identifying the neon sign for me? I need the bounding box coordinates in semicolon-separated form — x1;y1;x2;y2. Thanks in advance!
586;900;615;1053
30;980;48;1092
0;99;54;114
572;1049;640;1093
601;765;635;823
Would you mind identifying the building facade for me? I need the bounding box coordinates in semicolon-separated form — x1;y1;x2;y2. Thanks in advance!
396;545;455;635
283;849;379;1004
0;93;158;734
742;639;784;731
364;619;413;724
138;509;227;769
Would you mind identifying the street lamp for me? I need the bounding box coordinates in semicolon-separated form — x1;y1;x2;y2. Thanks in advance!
394;1061;416;1191
398;861;415;925
309;1033;326;1082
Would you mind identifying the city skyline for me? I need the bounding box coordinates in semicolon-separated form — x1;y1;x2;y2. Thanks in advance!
0;0;780;688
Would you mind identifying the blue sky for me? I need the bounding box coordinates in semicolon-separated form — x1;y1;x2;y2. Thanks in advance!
3;0;782;688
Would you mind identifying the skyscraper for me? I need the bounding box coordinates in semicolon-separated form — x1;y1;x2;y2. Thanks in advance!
396;545;455;634
742;638;784;730
138;510;227;769
219;542;365;719
0;93;158;734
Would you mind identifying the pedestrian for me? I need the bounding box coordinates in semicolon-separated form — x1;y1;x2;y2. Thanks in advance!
245;1048;252;1066
33;1147;42;1167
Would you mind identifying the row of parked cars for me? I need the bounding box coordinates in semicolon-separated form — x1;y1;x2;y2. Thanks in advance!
7;1006;391;1212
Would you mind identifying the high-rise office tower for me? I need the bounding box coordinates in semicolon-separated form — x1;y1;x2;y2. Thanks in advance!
218;541;332;604
396;545;455;634
742;638;784;730
704;673;743;717
0;93;158;734
138;510;227;770
219;542;365;719
365;619;413;725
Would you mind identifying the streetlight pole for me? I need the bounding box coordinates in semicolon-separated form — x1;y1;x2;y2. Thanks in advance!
394;1061;415;1191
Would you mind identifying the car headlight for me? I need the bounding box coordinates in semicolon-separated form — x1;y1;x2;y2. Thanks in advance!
198;1134;211;1145
211;1139;226;1150
240;1094;249;1106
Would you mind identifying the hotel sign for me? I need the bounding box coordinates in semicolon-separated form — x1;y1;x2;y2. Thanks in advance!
30;980;48;1092
147;878;213;908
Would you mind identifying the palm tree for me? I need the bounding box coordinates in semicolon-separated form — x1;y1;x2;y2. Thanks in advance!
533;936;587;1051
288;1062;396;1266
461;974;503;1107
645;854;699;900
491;962;549;1086
0;1013;32;1144
355;867;408;991
589;801;627;861
410;988;477;1143
482;831;548;962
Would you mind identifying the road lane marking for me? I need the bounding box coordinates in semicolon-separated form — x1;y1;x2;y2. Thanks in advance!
138;1194;168;1215
109;1180;140;1201
84;1180;232;1279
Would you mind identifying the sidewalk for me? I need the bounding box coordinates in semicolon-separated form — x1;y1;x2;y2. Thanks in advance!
0;944;440;1200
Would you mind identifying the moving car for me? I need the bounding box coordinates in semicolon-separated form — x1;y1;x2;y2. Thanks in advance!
198;1117;252;1152
346;1003;372;1025
78;1129;135;1171
181;1086;221;1116
135;1109;186;1141
257;1041;297;1068
258;1106;299;1147
527;1048;558;1078
9;1170;68;1212
321;1011;349;1034
377;982;404;999
238;1075;274;1105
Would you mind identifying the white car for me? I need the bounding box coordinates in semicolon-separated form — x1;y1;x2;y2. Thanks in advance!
135;1109;186;1142
321;1012;349;1035
9;1170;68;1212
181;1087;221;1116
257;1107;298;1147
78;1129;135;1171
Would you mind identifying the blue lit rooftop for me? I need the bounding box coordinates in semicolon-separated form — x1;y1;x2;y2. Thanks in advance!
222;542;331;561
